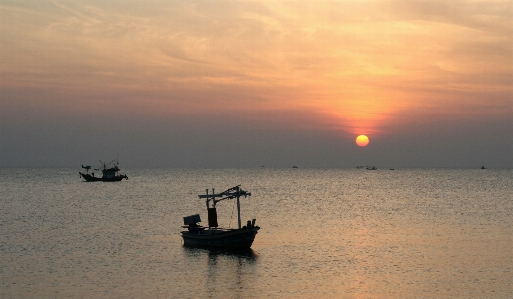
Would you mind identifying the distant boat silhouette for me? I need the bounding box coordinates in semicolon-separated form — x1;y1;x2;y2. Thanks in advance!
481;166;486;169
79;159;128;182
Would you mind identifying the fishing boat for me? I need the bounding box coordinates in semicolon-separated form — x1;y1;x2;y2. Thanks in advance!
79;159;128;182
181;185;259;249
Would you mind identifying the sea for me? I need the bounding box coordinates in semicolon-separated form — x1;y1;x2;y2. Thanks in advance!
1;167;512;299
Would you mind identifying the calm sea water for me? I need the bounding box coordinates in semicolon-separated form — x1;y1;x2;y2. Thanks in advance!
1;167;512;298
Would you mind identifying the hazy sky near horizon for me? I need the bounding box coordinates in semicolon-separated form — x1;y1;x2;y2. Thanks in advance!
1;0;512;168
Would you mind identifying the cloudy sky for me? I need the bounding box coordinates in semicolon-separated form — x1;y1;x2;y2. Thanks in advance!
1;0;512;168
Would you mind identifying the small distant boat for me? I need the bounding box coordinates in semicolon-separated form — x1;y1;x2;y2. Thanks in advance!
481;166;486;169
79;159;128;182
181;185;259;249
366;166;377;170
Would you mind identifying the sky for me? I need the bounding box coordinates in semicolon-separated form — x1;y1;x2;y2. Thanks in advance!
1;0;512;168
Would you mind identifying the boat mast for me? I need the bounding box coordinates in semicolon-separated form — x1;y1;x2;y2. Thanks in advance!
198;185;250;230
236;185;242;229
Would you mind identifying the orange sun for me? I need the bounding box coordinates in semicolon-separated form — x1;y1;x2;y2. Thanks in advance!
356;135;369;147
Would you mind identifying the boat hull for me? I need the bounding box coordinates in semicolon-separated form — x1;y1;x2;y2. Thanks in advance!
79;172;127;182
181;226;259;249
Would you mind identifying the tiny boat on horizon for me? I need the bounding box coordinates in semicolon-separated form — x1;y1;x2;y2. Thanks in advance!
181;185;259;249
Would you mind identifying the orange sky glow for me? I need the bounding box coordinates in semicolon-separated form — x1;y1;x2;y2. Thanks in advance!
1;0;512;167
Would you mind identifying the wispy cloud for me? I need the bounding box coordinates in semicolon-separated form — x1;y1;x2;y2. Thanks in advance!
1;0;512;136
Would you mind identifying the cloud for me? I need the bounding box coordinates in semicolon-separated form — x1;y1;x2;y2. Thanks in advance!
1;0;512;167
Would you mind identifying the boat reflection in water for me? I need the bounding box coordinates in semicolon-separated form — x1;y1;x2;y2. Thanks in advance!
181;185;259;249
183;246;257;261
182;246;258;296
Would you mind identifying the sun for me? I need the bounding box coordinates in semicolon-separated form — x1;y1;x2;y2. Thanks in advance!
356;135;369;147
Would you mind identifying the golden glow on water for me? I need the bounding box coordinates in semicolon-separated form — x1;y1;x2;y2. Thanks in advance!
1;168;512;298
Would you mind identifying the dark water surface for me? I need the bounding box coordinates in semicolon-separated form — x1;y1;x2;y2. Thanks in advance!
1;168;512;298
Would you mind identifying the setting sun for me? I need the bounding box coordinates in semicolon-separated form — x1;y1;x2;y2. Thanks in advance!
356;135;369;147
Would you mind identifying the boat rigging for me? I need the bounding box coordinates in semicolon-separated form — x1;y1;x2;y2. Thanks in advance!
181;185;259;249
